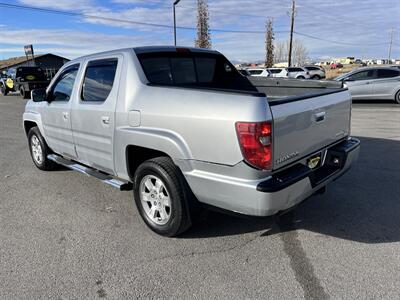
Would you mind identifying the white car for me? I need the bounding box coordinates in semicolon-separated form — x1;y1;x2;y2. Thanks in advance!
267;68;288;78
286;67;311;79
247;68;271;77
303;66;326;80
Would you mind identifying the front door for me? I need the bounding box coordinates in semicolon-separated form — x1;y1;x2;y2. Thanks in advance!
71;56;121;174
345;69;376;99
41;64;80;158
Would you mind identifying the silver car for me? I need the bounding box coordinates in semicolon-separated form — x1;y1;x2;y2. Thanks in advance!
335;66;400;104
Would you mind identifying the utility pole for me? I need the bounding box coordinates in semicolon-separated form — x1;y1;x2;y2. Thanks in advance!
388;27;394;62
288;0;295;67
173;0;181;46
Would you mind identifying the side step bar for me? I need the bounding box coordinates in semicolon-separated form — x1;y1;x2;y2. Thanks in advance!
47;154;133;191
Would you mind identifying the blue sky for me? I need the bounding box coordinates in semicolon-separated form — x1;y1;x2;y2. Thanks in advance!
0;0;399;62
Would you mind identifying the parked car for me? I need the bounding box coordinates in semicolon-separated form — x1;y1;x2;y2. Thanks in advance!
303;66;326;80
267;68;288;78
335;66;400;103
286;67;311;79
23;46;360;236
0;67;49;98
330;63;344;69
247;68;271;77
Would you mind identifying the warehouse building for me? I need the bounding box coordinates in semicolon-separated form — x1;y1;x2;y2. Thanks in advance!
0;53;69;79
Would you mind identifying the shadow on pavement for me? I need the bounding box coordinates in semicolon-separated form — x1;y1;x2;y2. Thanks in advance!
183;136;400;243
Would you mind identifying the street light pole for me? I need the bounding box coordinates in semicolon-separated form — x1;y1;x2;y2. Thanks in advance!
173;0;181;46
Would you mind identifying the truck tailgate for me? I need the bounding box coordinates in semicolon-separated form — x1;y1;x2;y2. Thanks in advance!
270;90;351;170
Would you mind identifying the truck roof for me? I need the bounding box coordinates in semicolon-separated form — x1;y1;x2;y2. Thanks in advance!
73;46;220;62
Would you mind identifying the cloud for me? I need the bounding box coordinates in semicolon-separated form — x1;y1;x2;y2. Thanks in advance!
6;0;400;61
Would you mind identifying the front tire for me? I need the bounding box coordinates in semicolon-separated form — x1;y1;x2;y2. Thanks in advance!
133;157;192;237
297;76;305;79
28;127;57;171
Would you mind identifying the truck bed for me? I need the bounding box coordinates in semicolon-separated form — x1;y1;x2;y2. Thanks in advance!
248;77;344;102
249;77;351;170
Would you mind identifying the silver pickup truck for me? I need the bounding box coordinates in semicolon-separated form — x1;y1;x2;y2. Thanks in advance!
23;46;360;236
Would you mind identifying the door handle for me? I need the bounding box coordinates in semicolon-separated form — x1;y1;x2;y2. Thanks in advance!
62;112;69;120
101;116;110;124
314;111;326;122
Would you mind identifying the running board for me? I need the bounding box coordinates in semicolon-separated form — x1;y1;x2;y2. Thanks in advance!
47;154;133;191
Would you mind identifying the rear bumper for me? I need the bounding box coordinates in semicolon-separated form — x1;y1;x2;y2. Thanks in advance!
184;138;360;217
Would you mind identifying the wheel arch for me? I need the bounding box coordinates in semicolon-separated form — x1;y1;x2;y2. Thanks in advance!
125;145;171;181
23;120;38;136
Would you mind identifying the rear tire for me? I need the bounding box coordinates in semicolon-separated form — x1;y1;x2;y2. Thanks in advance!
133;157;192;237
1;85;8;96
312;75;321;80
297;76;305;79
28;127;57;171
395;90;400;104
20;86;30;99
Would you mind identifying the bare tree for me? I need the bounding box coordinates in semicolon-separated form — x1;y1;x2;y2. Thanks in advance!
195;0;211;49
292;40;308;66
274;39;308;66
274;41;286;64
265;18;274;68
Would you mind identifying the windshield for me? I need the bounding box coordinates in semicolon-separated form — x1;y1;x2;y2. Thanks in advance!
16;67;46;81
137;51;257;93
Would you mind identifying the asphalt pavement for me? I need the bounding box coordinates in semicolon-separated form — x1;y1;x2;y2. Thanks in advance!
0;94;399;299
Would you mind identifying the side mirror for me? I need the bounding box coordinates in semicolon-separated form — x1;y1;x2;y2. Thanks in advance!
32;88;47;102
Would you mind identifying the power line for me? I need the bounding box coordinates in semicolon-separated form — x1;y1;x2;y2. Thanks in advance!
0;2;284;34
0;2;392;47
293;31;389;47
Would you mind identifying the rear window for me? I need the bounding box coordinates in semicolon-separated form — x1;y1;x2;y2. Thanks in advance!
137;51;256;92
16;67;46;81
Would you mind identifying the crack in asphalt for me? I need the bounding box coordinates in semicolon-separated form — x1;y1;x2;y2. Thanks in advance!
137;233;261;266
277;215;330;300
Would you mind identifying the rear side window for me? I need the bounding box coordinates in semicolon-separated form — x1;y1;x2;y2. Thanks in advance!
305;67;319;71
288;67;303;72
82;58;118;102
248;70;263;75
137;51;256;92
269;69;282;74
377;69;400;79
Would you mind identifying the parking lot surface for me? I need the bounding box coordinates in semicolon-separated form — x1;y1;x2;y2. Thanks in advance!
1;94;400;299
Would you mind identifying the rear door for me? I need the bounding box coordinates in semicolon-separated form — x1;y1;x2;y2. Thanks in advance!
372;68;400;99
71;56;121;174
345;69;376;99
41;64;80;158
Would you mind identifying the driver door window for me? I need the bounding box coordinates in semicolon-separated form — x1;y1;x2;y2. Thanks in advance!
348;70;375;81
49;65;79;101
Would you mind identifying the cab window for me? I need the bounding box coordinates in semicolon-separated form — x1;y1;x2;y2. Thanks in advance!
49;65;79;102
81;58;118;102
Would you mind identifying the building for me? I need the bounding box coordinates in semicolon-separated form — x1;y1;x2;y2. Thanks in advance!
0;53;69;79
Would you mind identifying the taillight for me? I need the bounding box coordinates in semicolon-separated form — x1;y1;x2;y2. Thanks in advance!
235;121;272;170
